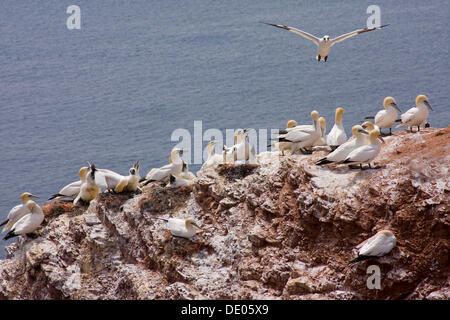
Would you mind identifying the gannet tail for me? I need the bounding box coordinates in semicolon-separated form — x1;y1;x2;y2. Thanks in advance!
315;158;333;166
349;255;374;264
3;230;17;241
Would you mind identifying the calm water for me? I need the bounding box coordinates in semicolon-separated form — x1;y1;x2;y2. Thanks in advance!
0;0;448;257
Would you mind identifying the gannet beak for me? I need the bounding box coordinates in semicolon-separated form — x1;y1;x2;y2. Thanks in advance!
424;101;433;111
358;129;369;135
191;222;202;230
392;103;401;113
29;194;40;199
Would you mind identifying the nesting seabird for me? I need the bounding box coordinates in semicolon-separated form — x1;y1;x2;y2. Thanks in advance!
48;166;88;200
1;193;40;233
365;96;401;136
200;140;224;171
223;129;252;163
95;161;141;193
327;107;347;149
73;163;100;206
158;217;201;239
142;148;184;186
350;230;396;264
3;198;44;240
316;125;369;166
261;22;389;61
342;129;384;170
396;94;433;132
275;110;321;154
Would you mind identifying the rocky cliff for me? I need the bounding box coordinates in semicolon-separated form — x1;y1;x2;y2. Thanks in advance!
0;127;449;300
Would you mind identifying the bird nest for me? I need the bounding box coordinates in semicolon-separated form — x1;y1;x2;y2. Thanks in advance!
216;164;259;181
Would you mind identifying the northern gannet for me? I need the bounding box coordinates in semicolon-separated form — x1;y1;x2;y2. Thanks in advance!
342;129;384;170
200;140;224;170
313;116;327;146
159;217;201;239
1;193;40;233
350;230;396;264
74;163;100;206
180;161;196;180
365;96;401;135
275;110;321;154
261;22;389;62
166;174;194;188
48;167;88;201
269;120;297;155
316;125;369;165
142;148;184;186
3;199;44;240
361;121;379;144
396;95;433;132
223;129;251;163
96;161;141;193
327;107;347;149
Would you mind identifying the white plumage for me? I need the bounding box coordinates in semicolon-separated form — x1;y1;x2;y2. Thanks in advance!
351;230;396;263
3;200;44;240
327;107;347;147
95;161;141;192
48;167;88;200
143;148;184;185
1;193;40;233
165;217;201;239
342;129;384;169
396;95;433;132
261;22;389;61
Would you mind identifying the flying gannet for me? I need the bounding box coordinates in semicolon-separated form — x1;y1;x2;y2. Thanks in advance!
261;22;389;61
342;129;384;170
365;97;401;135
95;161;141;193
316;125;369;166
3;198;44;240
158;217;202;239
73;163;100;206
275;110;321;154
1;193;40;233
396;95;433;132
142;148;184;186
327;107;347;149
350;230;396;264
48;166;88;200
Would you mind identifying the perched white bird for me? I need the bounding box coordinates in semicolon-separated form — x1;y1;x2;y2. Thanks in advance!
74;163;100;206
276;110;321;154
1;193;40;233
223;129;252;163
268;120;298;155
313;117;327;146
166;174;194;188
3;199;44;241
342;129;384;170
95;161;141;193
350;230;396;263
142;148;184;185
327;107;347;149
316;125;369;165
261;22;389;61
200;140;224;170
361;121;380;144
48;167;89;201
159;217;201;239
179;161;196;180
365;96;401;135
396;94;433;132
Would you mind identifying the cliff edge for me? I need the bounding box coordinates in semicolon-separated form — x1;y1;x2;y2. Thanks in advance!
0;127;449;300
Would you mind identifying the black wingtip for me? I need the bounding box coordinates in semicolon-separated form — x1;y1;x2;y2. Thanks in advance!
349;255;373;265
48;194;59;200
0;219;8;227
364;116;375;120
